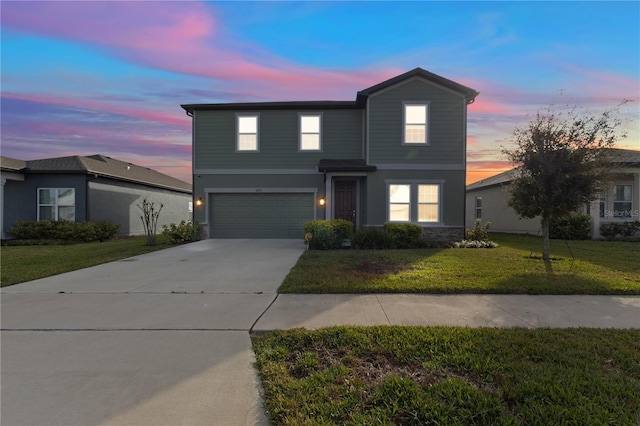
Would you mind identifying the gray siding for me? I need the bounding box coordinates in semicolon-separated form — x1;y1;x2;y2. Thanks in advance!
1;173;190;238
368;77;466;165
89;180;191;236
465;186;540;234
365;170;466;227
3;174;88;236
194;109;363;170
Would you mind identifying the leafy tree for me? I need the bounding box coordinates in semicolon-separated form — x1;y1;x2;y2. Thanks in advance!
503;100;630;260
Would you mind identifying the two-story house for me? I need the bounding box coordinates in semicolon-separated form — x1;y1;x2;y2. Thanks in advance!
182;68;479;241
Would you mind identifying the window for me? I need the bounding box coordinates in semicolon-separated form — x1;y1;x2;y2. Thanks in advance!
404;104;428;144
237;114;258;151
474;196;482;220
38;188;75;221
418;184;439;222
388;182;441;223
389;184;411;221
614;185;632;217
598;193;606;218
300;114;322;151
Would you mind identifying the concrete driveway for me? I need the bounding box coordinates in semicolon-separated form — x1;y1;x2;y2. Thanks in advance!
1;239;305;426
3;239;639;425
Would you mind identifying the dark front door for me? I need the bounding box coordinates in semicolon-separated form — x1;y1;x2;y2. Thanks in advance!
334;180;357;225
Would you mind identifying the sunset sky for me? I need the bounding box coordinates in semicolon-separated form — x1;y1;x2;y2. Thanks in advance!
2;1;638;185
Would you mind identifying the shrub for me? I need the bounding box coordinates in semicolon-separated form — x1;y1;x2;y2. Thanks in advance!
352;227;395;250
303;219;354;250
162;220;202;244
452;239;499;248
465;219;491;241
7;220;119;242
600;221;640;240
383;223;424;248
549;214;591;240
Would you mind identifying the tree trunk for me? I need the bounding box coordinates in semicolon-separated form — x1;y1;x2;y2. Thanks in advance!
541;215;551;261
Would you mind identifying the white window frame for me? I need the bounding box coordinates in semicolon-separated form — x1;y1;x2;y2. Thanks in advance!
299;113;322;152
613;184;632;218
402;102;429;145
38;188;75;221
388;184;411;222
236;113;259;152
386;181;442;224
475;196;482;219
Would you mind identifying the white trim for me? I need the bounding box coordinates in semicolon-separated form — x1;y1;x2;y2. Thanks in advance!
298;112;323;152
376;164;464;170
384;180;445;225
37;188;76;221
402;101;430;145
235;113;260;152
368;75;466;100
325;172;368;221
205;187;317;194
194;168;318;175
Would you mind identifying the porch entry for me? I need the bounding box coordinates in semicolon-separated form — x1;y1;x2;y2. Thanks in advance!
334;180;357;225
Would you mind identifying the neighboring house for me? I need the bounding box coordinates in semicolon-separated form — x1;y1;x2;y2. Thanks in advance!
0;154;192;238
182;68;479;240
465;148;640;238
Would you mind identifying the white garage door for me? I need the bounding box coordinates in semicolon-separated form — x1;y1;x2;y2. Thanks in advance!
210;193;314;238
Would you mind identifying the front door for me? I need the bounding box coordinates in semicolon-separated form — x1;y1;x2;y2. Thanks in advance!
334;180;357;225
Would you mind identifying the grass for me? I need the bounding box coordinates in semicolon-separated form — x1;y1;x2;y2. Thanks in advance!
279;234;640;294
1;236;172;287
252;326;640;425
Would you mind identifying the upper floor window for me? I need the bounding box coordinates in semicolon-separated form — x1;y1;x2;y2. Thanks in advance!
614;185;632;217
403;103;428;144
38;188;75;221
474;196;482;220
237;114;259;151
300;114;322;151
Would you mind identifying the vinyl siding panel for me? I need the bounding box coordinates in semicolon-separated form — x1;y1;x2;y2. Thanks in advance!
368;78;466;165
365;170;465;226
194;109;363;170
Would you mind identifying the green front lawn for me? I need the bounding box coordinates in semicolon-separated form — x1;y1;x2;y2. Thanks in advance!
1;236;171;287
252;326;640;425
279;234;640;294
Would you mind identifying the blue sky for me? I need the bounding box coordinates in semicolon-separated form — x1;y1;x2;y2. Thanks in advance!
2;1;638;183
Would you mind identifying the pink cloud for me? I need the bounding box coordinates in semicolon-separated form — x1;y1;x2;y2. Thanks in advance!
2;1;400;100
2;92;190;126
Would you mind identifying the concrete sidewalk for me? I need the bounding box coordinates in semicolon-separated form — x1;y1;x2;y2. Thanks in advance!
2;239;639;426
254;294;640;331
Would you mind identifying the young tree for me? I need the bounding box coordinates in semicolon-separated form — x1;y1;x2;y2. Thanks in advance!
503;101;630;260
137;197;163;246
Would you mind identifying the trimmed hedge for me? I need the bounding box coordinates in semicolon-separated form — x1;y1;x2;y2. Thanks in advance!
7;220;119;242
303;219;354;250
353;223;425;249
600;221;640;240
549;214;591;240
161;220;202;244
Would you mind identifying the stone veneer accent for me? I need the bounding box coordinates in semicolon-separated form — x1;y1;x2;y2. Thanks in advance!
421;226;464;243
362;225;464;243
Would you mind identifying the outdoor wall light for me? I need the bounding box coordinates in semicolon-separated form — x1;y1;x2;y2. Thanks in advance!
319;197;326;206
195;197;203;206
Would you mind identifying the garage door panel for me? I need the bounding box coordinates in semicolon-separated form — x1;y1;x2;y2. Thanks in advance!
210;193;314;238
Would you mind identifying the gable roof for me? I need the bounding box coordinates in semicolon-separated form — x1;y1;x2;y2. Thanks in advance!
181;67;479;114
356;67;479;105
8;154;191;193
0;156;27;172
467;148;640;191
